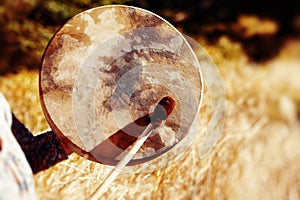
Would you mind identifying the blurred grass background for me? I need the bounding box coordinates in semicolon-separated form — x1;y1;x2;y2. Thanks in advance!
0;1;300;199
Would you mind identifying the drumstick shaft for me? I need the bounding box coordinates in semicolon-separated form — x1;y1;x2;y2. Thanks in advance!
91;123;154;199
90;96;176;199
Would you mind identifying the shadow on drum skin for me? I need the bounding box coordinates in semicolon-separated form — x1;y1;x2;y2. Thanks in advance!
89;96;176;166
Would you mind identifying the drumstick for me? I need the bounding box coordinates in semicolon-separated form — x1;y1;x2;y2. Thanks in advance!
90;96;176;199
90;123;154;199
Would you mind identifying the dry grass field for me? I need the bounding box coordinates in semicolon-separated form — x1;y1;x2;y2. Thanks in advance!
0;16;300;200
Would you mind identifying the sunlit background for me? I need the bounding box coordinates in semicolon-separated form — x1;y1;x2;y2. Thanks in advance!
1;0;300;73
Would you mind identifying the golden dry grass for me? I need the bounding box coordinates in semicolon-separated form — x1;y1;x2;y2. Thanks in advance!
0;35;299;199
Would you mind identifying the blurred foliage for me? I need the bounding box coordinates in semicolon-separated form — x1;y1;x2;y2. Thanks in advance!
0;0;300;74
29;0;135;25
0;0;134;73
